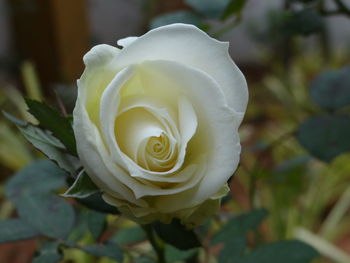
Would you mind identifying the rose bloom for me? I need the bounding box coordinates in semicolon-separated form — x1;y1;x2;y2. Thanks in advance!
73;24;248;226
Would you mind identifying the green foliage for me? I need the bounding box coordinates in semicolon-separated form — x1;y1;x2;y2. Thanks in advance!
150;11;205;29
25;99;77;155
212;209;268;263
0;219;39;243
212;209;268;244
77;192;120;214
3;111;79;174
81;241;124;262
32;242;63;263
310;67;350;111
222;0;247;20
153;219;201;250
185;0;230;19
281;9;324;36
298;115;350;162
62;171;100;198
165;245;198;263
112;226;146;245
236;240;319;263
5;160;75;239
86;210;106;240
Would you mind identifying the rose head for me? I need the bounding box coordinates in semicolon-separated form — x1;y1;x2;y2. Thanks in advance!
73;24;248;226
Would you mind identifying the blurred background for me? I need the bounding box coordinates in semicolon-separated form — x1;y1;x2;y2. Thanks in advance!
1;0;350;262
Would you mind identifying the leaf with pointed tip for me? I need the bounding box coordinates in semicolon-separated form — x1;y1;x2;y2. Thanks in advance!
77;192;120;214
62;171;99;198
3;111;79;174
2;110;27;126
0;219;40;243
25;99;77;155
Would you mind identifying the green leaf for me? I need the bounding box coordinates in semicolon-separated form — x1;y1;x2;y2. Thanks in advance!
33;242;63;263
165;245;198;263
5;160;66;194
218;237;246;263
185;0;230;18
222;0;247;20
5;160;75;239
62;171;99;198
25;99;77;154
150;11;205;29
214;210;268;262
16;194;75;239
2;110;27;126
297;115;350;162
77;192;120;214
153;219;201;250
86;210;106;240
310;67;350;111
82;241;123;262
112;226;146;245
3;112;79;174
19;125;79;174
212;209;268;244
281;9;323;36
0;219;40;243
236;240;319;263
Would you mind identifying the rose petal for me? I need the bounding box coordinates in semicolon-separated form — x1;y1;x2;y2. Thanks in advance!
135;60;241;209
78;44;120;125
117;36;138;48
113;23;248;119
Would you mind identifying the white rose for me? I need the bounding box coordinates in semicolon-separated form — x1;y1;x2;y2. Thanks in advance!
73;24;248;226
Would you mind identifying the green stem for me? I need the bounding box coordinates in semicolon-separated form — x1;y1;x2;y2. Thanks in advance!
142;225;166;263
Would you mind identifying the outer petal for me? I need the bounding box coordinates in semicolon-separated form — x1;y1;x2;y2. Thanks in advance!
117;36;138;48
78;44;120;125
73;97;147;208
131;60;241;211
113;23;248;118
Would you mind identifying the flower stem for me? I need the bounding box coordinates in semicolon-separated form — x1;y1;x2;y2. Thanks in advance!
142;224;166;263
